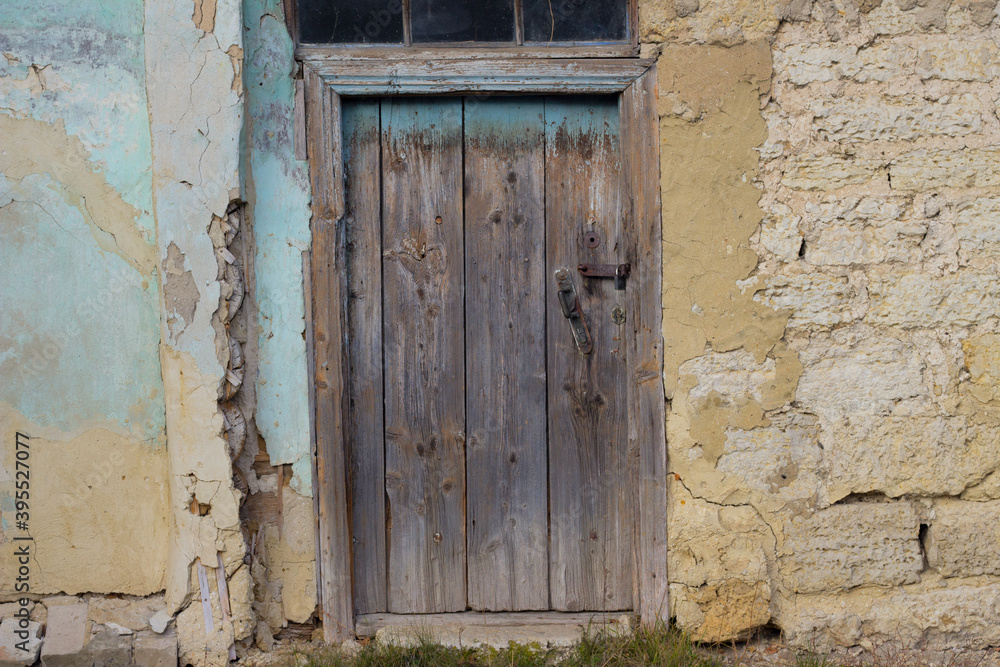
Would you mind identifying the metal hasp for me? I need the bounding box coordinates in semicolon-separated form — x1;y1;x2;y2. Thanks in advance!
578;263;631;290
555;268;593;355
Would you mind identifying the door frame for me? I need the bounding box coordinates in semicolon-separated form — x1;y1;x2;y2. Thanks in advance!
303;56;667;642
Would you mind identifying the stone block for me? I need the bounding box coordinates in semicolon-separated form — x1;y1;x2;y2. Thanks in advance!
774;42;912;86
134;631;177;667
926;499;1000;577
0;603;31;624
782;154;880;191
781;581;1000;652
714;418;823;510
955;198;1000;259
88;596;165;633
82;629;132;667
759;203;803;261
667;487;773;641
803;197;925;266
891;148;1000;190
41;602;88;667
779;502;922;593
796;335;927;419
821;416;992;499
916;40;1000;81
677;349;780;406
0;618;41;667
963;334;1000;402
867;271;1000;328
812;94;982;142
774;43;857;85
755;273;859;328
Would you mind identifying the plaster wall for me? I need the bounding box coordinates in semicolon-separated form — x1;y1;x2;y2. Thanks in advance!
4;0;1000;662
0;0;168;596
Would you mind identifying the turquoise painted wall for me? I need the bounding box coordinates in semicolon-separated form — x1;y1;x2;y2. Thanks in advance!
0;0;164;440
243;0;315;494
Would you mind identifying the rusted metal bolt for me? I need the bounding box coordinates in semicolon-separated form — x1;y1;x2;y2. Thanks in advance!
433;532;443;543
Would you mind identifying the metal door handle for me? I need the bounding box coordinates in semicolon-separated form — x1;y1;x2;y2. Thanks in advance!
555;268;593;355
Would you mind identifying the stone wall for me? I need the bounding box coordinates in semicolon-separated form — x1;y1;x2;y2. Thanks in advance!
647;0;1000;650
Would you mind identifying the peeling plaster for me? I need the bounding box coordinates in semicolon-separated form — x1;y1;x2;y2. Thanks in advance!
243;0;314;495
144;0;248;627
0;116;157;275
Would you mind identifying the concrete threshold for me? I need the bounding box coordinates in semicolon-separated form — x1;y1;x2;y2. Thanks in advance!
356;611;634;649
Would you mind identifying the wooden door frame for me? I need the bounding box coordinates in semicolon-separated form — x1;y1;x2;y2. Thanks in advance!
303;56;667;643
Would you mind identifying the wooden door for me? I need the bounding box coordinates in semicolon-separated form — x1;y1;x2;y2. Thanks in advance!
342;95;634;615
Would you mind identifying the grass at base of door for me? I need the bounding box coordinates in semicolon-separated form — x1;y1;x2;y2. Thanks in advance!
285;623;729;667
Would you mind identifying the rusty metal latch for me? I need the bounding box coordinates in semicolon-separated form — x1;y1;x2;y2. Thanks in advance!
555;268;593;355
578;263;631;290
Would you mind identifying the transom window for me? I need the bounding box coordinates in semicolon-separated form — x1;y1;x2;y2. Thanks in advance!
298;0;630;46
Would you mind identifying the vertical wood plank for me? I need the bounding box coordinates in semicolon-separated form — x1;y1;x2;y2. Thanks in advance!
545;96;633;612
342;99;386;615
305;65;354;641
464;97;549;612
621;67;669;623
381;97;467;613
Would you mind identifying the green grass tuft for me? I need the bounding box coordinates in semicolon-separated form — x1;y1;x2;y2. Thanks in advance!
286;621;724;667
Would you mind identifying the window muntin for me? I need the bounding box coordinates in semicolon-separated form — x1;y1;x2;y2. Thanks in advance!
297;0;630;46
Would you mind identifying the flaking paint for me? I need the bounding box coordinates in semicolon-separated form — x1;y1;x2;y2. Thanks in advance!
243;0;314;495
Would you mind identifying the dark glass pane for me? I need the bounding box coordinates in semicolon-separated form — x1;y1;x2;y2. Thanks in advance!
523;0;628;43
411;0;515;43
298;0;405;44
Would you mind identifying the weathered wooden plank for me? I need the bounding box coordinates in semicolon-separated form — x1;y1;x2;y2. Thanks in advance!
464;97;548;612
620;67;669;623
309;58;653;95
304;64;353;641
381;97;467;613
545;96;633;612
356;611;627;636
342;99;386;615
298;46;641;62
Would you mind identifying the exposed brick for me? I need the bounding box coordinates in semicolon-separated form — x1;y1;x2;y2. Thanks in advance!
775;43;858;85
82;629;132;667
134;632;177;667
0;618;41;667
759;203;803;261
779;502;922;593
40;603;88;667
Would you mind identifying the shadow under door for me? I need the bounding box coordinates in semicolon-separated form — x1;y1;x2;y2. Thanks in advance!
342;95;636;615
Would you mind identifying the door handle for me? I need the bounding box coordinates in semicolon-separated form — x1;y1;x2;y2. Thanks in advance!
555;268;593;355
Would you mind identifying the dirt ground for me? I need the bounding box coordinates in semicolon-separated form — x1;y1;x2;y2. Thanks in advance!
234;635;1000;667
